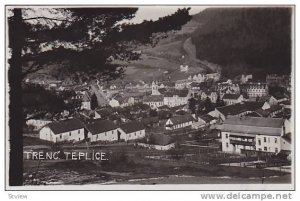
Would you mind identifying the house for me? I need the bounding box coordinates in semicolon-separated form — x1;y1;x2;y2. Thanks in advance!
220;116;285;154
137;134;175;150
240;74;253;84
165;114;195;130
188;73;206;83
109;94;134;108
180;64;189;72
240;83;268;97
217;80;240;95
94;107;113;119
209;102;268;121
39;119;85;143
86;119;119;142
200;90;218;103
192;114;216;130
143;95;164;109
26;118;52;130
222;94;244;105
255;105;283;118
141;116;160;127
205;72;221;82
81;92;91;110
163;89;189;107
118;121;146;142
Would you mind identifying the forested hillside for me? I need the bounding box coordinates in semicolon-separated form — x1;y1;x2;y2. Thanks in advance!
191;7;292;79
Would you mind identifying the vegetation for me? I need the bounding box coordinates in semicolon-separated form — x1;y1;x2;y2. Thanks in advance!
191;8;292;79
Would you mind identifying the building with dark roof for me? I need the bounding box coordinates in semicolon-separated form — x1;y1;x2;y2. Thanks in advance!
165;114;195;130
220;116;286;154
39;119;85;143
210;102;270;121
86;119;119;142
143;95;164;109
222;94;244;105
118;121;146;142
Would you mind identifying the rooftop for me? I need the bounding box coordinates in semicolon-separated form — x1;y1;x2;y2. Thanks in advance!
143;95;164;102
120;121;145;134
85;119;118;135
222;94;242;100
46;119;85;134
169;114;195;125
221;116;284;136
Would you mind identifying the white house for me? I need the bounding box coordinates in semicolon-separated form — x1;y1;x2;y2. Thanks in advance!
117;121;146;142
163;89;189;107
165;114;195;130
240;83;268;97
39;119;85;143
143;95;164;109
86;119;119;142
220;116;285;154
222;94;244;105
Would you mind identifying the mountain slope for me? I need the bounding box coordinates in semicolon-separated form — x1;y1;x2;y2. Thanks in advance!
191;7;292;79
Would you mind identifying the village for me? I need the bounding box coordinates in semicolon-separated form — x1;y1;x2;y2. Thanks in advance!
23;64;292;185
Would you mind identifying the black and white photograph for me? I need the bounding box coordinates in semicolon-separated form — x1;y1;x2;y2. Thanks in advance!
5;4;294;191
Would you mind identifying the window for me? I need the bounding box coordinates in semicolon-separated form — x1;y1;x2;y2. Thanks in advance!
226;143;229;148
69;132;71;136
79;138;80;141
264;137;267;143
258;139;261;146
275;148;278;153
275;138;278;143
264;147;267;152
78;130;80;134
105;132;107;136
225;134;229;139
268;138;270;143
60;134;62;139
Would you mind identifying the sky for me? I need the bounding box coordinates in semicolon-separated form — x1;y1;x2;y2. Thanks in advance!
122;6;208;24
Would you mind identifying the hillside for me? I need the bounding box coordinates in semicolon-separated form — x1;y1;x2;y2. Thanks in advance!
191;7;292;79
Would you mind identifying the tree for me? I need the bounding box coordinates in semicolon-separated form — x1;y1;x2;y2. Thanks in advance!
90;93;98;110
188;97;197;113
215;95;225;107
7;7;192;185
204;97;214;113
149;109;158;117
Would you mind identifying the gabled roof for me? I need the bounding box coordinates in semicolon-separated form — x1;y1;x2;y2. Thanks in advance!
141;116;159;126
198;114;215;123
143;95;164;102
85;119;118;135
164;89;189;97
221;116;284;136
223;116;284;128
168;114;195;125
243;101;265;111
46;119;85;134
216;103;248;116
120;121;145;134
222;94;241;100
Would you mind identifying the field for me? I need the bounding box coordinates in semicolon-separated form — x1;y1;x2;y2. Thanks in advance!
23;136;291;185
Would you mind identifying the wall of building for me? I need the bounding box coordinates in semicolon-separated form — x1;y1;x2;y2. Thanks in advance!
40;127;85;143
88;129;118;142
118;128;146;142
255;135;281;153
